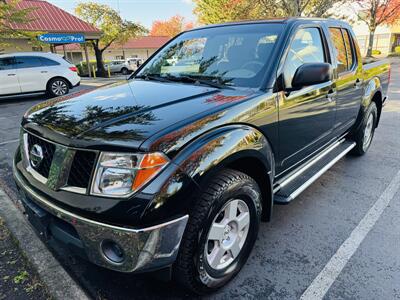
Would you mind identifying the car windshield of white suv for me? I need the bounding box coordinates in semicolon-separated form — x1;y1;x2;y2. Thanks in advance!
135;23;284;88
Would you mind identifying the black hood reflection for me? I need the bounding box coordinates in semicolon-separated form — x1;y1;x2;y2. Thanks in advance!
23;80;257;149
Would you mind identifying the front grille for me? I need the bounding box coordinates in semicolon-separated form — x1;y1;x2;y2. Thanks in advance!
24;132;98;193
67;151;97;189
27;133;56;178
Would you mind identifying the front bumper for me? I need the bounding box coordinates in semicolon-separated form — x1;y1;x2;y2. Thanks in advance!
13;167;188;273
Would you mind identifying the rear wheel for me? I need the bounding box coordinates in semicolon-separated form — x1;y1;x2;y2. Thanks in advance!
173;169;262;294
47;78;69;97
351;101;378;155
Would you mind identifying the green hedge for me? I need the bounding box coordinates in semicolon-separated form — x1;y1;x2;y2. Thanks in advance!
371;49;381;55
395;46;400;54
76;60;111;76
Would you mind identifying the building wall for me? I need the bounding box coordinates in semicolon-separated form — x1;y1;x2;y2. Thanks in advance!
1;38;51;54
55;48;159;64
352;22;396;56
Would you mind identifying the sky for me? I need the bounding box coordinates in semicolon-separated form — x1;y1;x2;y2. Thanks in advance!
47;0;196;29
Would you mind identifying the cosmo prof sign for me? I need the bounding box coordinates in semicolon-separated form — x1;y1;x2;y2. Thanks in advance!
38;33;85;44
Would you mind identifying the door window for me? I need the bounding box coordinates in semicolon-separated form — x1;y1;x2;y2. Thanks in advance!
39;57;60;66
342;29;355;69
283;28;325;88
15;56;43;69
0;57;16;70
329;28;350;73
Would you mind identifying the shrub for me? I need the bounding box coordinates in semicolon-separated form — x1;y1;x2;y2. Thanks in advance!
372;49;381;55
395;46;400;54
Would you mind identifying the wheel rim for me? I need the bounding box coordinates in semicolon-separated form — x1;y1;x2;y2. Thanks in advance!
363;113;374;149
51;80;68;96
205;199;250;270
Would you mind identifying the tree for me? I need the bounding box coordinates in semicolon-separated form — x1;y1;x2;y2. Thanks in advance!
150;15;194;37
193;0;264;24
75;2;146;77
355;0;400;57
0;0;41;52
193;0;346;24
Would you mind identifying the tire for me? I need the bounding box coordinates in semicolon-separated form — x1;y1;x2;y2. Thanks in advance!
351;101;378;155
47;78;69;97
173;169;262;295
121;67;129;75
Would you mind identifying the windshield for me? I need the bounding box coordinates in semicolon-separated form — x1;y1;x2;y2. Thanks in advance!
135;23;284;88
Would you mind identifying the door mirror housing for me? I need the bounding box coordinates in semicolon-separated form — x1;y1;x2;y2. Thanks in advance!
291;63;332;90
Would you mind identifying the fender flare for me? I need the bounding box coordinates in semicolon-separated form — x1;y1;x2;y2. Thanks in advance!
172;124;275;221
353;76;382;133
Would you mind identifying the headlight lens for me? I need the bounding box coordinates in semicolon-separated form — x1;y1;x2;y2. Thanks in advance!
91;152;169;197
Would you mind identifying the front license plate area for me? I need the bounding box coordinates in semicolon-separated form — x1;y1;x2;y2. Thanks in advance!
19;191;51;240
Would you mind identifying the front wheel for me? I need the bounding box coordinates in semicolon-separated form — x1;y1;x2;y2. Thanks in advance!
47;78;69;97
121;67;129;75
351;101;378;155
173;169;262;294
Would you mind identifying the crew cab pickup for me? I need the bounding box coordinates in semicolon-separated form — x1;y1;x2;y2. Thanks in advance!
13;18;390;294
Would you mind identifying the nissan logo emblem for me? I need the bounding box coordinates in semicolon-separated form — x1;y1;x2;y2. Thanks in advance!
30;144;44;168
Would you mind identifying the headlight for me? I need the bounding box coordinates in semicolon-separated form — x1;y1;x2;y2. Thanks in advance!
91;152;169;197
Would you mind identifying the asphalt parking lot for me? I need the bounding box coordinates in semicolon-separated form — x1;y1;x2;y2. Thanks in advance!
0;64;399;299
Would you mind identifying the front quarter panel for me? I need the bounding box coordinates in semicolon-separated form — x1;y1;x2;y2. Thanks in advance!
139;125;275;222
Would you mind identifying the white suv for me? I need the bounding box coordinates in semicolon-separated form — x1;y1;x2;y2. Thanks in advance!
105;58;144;75
0;52;81;97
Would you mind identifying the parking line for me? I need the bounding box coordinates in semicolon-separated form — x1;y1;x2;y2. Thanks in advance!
0;139;19;146
301;169;400;300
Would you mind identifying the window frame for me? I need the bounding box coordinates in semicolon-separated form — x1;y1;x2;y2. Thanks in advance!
0;56;17;71
279;25;329;89
328;27;357;75
14;56;43;69
341;28;357;72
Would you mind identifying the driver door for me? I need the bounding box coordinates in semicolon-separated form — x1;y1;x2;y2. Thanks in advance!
277;27;336;174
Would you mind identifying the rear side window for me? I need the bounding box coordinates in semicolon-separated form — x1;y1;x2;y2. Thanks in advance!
0;57;16;70
39;57;60;66
329;28;352;73
342;29;355;69
283;27;326;88
15;56;42;69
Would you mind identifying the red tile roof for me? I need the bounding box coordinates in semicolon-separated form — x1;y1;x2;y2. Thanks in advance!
56;36;170;51
118;36;171;49
6;0;100;33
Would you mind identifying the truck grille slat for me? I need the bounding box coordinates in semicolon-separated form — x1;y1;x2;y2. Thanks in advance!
27;134;56;178
67;151;97;189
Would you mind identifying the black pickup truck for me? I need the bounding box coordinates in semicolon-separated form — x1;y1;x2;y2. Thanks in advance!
13;18;390;294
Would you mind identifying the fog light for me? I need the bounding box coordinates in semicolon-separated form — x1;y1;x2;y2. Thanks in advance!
101;240;125;264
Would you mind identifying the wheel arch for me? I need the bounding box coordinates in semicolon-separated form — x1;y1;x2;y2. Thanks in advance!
46;76;73;89
172;124;275;222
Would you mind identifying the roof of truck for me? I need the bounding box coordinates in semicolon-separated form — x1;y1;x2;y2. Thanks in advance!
188;17;350;32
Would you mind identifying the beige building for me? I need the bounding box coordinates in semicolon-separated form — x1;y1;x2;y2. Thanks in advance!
55;36;171;64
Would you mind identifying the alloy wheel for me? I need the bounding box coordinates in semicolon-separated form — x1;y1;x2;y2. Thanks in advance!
204;199;250;270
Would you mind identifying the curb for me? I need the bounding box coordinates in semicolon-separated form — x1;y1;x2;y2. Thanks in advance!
0;188;90;300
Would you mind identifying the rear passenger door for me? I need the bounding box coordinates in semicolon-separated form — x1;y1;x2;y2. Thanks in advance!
328;27;363;132
15;56;48;93
0;57;20;95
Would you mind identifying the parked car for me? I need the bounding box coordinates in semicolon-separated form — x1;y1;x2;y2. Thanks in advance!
105;58;144;75
0;52;80;98
13;18;390;294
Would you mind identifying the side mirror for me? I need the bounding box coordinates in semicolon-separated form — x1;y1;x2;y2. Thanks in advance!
291;63;332;90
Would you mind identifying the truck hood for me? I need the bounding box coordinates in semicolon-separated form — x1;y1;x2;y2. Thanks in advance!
23;80;256;150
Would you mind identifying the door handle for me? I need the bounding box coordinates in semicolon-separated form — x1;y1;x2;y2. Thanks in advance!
7;74;16;76
354;78;362;88
326;89;336;102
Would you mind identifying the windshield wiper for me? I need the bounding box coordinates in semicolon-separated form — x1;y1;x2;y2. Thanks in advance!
164;74;233;89
135;74;173;83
